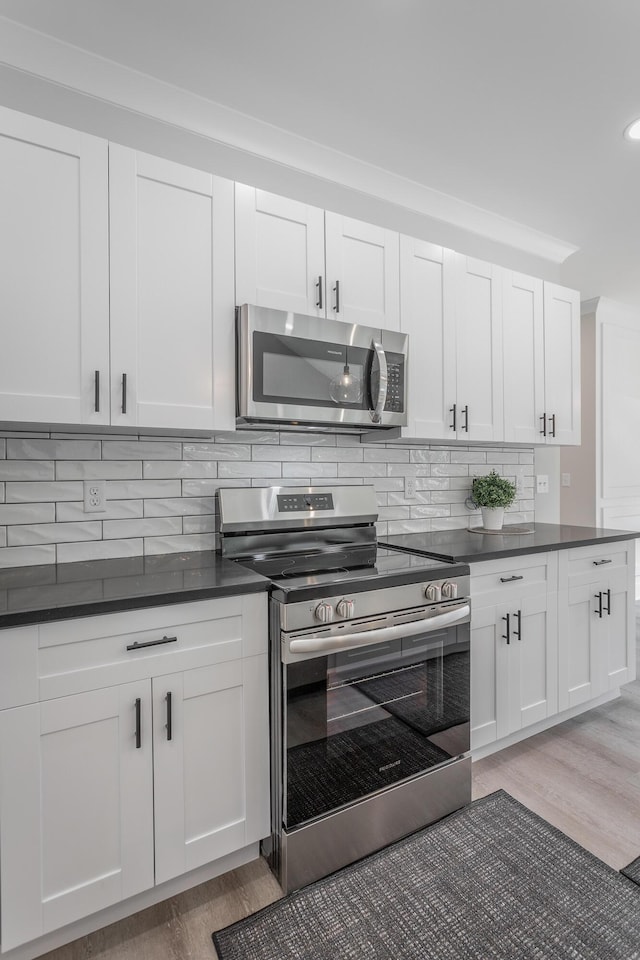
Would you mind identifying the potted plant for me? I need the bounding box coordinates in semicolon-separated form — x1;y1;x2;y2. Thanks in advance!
471;470;516;531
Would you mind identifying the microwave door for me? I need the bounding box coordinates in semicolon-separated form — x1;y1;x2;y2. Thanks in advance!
369;341;388;424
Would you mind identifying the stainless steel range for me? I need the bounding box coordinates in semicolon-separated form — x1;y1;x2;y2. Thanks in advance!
218;484;471;893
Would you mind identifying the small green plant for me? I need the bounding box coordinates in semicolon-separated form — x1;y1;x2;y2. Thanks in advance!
471;470;516;508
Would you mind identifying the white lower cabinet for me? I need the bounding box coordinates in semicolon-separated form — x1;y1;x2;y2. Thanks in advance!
0;594;269;953
471;553;558;751
558;542;635;711
472;542;635;756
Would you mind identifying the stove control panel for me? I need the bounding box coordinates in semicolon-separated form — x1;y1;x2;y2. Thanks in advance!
277;493;334;512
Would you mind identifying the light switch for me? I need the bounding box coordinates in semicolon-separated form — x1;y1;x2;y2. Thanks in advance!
561;473;571;487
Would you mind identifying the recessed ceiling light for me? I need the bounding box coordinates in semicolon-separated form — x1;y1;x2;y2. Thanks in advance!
624;118;640;140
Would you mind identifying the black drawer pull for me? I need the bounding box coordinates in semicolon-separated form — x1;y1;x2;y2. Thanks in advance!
127;634;178;652
135;697;142;749
449;403;457;432
166;691;173;741
316;275;323;310
593;559;612;566
500;575;524;583
94;370;100;413
604;588;611;616
502;613;511;645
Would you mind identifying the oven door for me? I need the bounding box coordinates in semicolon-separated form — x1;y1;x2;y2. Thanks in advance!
281;604;470;831
237;304;407;427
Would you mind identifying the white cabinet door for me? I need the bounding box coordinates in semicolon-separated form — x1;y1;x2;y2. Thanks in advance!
504;592;558;734
454;255;503;441
153;655;269;884
0;682;154;951
502;271;545;444
109;146;235;431
605;575;634;690
0;106;110;425
235;184;326;316
325;213;400;330
558;579;608;710
470;603;508;750
543;282;580;445
399;238;456;439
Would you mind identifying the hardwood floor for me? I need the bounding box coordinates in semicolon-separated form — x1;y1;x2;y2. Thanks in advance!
38;627;640;960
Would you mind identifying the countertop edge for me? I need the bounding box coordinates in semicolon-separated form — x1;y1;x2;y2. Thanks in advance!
0;575;270;630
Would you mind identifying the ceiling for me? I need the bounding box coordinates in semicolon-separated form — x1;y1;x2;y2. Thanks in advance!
1;0;640;304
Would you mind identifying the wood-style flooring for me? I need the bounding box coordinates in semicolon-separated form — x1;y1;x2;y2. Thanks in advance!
39;628;640;960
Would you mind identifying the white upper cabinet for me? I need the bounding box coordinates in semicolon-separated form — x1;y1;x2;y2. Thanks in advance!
400;249;503;442
235;185;400;330
454;256;504;442
543;282;581;445
399;238;456;439
502;272;545;444
503;276;580;445
235;184;325;315
0;107;110;426
109;146;235;432
324;213;400;329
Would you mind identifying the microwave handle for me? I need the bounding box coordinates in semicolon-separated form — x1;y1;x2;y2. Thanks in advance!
370;340;388;424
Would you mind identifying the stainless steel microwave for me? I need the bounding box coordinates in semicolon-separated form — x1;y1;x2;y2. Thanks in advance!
236;304;408;432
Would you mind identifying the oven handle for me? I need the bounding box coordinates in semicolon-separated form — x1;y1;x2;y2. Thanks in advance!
287;603;470;655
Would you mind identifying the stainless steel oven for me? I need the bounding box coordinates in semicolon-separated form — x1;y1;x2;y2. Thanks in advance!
218;484;471;894
236;304;408;431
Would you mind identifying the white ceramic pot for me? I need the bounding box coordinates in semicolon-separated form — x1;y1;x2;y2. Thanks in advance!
481;506;505;531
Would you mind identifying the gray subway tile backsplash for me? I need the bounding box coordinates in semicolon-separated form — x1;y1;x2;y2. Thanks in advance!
0;432;535;566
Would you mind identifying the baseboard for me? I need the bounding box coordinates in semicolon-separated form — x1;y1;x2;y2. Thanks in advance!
471;689;620;761
0;842;261;960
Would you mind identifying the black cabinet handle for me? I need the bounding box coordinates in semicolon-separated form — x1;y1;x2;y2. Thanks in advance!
126;634;178;652
449;403;457;432
333;279;340;313
502;613;511;645
549;413;556;438
540;413;547;437
500;575;524;583
122;373;128;414
316;275;323;310
514;609;522;642
595;592;603;618
461;404;469;433
593;559;612;566
135;697;142;749
166;691;173;741
94;370;100;413
604;588;611;615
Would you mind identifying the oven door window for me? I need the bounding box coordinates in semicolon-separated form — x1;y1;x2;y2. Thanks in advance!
253;331;371;410
283;623;470;830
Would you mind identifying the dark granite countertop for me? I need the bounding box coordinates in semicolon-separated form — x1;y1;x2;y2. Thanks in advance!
380;522;639;564
0;551;269;629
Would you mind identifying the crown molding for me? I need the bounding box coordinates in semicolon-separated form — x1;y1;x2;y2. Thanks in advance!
0;16;578;264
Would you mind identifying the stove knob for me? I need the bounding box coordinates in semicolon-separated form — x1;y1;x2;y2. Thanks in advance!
314;602;334;623
441;581;458;600
336;598;354;619
425;583;442;602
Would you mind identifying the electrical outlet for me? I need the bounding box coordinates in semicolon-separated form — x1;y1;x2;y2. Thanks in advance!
561;472;571;487
405;476;417;499
536;474;549;494
83;480;106;513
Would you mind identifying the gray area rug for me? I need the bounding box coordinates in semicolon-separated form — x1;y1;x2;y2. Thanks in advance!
213;790;640;960
622;855;640;886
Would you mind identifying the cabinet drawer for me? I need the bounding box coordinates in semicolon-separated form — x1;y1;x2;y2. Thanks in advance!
38;596;265;700
564;542;631;585
471;553;557;608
